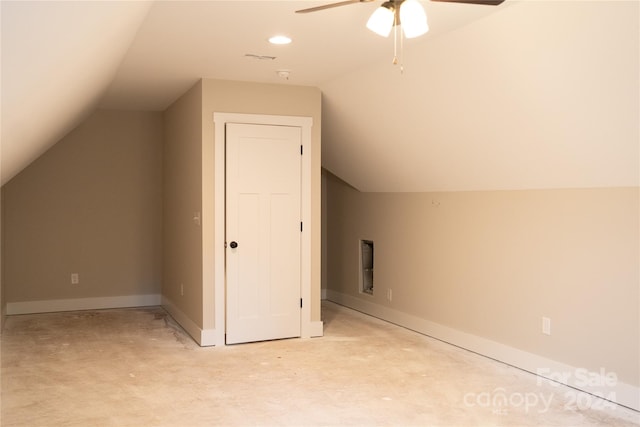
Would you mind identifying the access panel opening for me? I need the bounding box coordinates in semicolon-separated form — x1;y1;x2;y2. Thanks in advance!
360;240;374;295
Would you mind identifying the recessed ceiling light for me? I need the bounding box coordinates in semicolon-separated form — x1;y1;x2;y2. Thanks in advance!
269;35;292;45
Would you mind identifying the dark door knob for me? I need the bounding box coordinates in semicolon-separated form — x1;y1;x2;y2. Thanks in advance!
229;241;238;249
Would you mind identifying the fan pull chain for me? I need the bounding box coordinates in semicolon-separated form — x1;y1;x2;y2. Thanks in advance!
400;24;405;74
391;10;404;74
392;12;398;65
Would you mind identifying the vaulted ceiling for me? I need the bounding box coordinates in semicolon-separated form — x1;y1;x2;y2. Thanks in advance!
2;0;638;191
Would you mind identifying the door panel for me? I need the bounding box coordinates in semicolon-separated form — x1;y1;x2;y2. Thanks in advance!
226;123;301;344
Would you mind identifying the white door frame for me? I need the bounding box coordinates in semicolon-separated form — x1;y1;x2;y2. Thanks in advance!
213;113;313;346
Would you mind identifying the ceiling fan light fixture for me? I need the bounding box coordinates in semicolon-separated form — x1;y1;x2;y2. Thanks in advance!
400;0;428;38
366;2;395;37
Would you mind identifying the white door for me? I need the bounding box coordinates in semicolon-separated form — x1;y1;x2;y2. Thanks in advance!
225;123;302;344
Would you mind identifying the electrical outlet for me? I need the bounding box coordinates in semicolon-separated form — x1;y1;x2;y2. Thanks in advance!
387;288;393;302
180;283;184;296
542;317;551;335
71;273;79;285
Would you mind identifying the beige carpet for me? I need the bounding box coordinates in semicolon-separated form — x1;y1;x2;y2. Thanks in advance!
1;301;638;426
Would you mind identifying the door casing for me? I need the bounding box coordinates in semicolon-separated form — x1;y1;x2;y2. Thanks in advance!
212;113;313;346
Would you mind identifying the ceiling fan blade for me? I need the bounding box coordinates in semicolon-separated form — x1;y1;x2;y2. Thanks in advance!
295;0;373;14
431;0;505;5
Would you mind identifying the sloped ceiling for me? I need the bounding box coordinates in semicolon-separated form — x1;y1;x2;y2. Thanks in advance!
2;0;638;191
1;0;152;186
322;0;640;191
97;0;502;110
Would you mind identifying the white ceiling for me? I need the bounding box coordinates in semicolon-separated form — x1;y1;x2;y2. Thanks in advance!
322;0;640;191
1;0;152;185
2;0;638;191
98;0;504;110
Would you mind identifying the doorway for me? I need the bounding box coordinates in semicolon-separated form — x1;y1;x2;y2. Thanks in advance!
225;123;302;344
212;113;313;346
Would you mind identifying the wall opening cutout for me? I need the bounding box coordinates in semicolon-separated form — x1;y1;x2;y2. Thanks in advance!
360;240;374;295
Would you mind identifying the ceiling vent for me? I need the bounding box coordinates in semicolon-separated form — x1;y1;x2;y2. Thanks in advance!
244;54;276;61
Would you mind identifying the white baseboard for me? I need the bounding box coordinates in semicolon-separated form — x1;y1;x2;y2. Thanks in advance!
6;294;161;315
326;290;640;412
310;320;324;337
161;296;216;346
163;297;320;346
199;328;217;347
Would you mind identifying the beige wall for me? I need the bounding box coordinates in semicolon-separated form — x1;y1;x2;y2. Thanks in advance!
201;78;323;330
324;172;639;387
1;190;4;329
321;171;328;296
162;78;322;338
2;110;163;304
162;81;204;325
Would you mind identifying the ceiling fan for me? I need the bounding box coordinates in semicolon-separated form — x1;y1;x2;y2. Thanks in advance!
296;0;505;15
296;0;505;70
